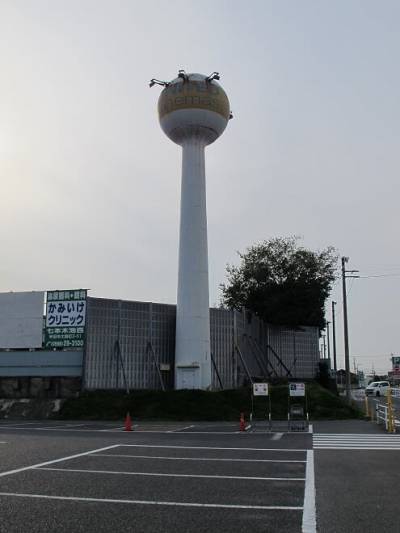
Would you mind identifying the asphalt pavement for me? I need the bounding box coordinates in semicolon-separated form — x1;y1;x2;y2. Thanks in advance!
0;419;399;532
0;420;310;533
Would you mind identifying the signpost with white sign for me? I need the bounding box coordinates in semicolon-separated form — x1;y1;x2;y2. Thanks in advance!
253;383;269;396
288;382;308;431
251;382;271;429
289;382;305;397
44;290;87;349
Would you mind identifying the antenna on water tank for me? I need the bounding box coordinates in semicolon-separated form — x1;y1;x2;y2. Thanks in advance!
178;70;189;81
205;72;220;82
149;78;169;88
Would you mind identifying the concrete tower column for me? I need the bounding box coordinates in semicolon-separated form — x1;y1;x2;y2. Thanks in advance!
175;139;211;389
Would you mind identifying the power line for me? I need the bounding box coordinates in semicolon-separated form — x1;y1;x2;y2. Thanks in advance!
359;273;400;279
328;266;399;322
358;264;400;270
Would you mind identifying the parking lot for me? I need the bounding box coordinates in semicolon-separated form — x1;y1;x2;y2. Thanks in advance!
0;420;313;532
1;419;400;532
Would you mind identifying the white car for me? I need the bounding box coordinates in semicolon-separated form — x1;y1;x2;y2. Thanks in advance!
365;381;390;397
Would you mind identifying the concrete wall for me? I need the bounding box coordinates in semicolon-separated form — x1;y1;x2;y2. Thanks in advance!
0;350;83;377
0;377;81;399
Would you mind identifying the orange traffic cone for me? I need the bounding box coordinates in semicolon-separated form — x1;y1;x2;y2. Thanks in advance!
124;412;132;432
239;412;245;432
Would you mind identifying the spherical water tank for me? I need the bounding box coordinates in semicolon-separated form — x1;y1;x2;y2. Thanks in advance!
158;73;230;146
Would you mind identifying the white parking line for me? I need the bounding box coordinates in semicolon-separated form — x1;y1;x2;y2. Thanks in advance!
93;453;307;463
0;443;305;480
0;425;74;431
0;492;304;511
120;444;307;452
0;444;120;479
301;450;316;533
0;426;137;433
141;424;188;427
28;425;82;430
0;426;242;435
0;422;41;427
132;430;253;434
98;426;138;432
0;425;311;435
167;425;195;433
271;433;283;441
36;467;306;482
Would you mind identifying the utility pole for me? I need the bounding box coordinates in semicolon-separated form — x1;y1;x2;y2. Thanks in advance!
341;256;359;403
353;358;358;387
322;334;327;359
326;321;331;367
332;301;337;372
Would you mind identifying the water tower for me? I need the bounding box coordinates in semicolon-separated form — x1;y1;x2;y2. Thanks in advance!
150;71;231;389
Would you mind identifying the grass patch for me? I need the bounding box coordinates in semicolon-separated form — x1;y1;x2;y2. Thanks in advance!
58;382;362;421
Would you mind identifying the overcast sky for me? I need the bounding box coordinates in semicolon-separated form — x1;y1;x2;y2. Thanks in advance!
1;1;399;374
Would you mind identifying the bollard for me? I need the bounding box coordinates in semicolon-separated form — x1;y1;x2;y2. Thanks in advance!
387;388;395;433
365;395;370;418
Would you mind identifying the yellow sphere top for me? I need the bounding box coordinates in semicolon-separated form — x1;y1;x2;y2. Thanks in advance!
158;74;230;121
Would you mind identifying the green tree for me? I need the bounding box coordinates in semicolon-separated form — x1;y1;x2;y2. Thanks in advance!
220;237;337;329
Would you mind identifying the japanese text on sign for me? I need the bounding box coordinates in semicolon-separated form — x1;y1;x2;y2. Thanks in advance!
45;290;87;349
46;301;86;327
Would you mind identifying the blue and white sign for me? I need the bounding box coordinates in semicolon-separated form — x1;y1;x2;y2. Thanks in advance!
289;382;305;397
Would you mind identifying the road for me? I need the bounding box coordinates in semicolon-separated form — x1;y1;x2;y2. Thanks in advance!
352;388;400;428
0;419;399;532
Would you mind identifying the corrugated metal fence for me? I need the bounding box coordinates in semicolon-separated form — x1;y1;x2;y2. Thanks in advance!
84;298;320;390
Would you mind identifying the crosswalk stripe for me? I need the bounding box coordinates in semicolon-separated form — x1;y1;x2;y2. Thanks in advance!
313;442;400;447
315;440;400;442
313;433;400;450
313;433;400;436
314;439;400;446
313;435;400;437
314;435;400;438
315;438;400;441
